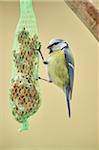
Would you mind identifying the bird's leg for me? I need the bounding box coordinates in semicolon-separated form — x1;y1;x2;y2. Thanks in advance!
33;44;45;63
36;76;52;83
34;44;50;82
34;44;49;65
37;46;45;62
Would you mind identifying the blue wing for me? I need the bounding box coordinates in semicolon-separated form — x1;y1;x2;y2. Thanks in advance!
65;86;71;117
64;48;74;117
64;49;74;99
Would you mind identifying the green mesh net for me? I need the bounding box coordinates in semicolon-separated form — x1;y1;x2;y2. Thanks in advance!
9;0;41;132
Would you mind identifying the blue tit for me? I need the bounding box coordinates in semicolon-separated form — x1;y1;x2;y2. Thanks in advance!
44;38;75;118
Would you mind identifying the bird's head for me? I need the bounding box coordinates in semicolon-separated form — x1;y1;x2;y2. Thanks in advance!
47;38;69;54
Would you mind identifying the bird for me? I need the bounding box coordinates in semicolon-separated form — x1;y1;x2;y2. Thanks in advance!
37;38;74;118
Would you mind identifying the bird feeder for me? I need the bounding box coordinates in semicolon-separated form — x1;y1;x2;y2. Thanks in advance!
9;0;41;132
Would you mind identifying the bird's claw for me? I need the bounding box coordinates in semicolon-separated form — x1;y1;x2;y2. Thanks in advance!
43;61;48;64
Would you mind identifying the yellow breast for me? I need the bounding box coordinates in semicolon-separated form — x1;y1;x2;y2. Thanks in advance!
48;50;69;89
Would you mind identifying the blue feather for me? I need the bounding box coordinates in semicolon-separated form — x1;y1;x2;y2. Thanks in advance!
65;86;71;117
64;49;74;99
68;64;74;99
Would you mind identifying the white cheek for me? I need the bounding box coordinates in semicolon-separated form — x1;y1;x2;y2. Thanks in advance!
53;43;67;50
52;45;60;51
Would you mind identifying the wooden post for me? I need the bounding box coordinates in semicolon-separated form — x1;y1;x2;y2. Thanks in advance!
64;0;99;41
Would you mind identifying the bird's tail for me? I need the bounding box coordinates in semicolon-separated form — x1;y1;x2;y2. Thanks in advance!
65;86;71;118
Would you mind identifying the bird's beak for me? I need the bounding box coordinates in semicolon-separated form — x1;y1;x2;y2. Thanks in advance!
49;48;53;54
47;46;53;54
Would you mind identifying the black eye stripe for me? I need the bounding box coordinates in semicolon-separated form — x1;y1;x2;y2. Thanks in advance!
47;41;68;49
54;42;60;45
48;42;60;48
